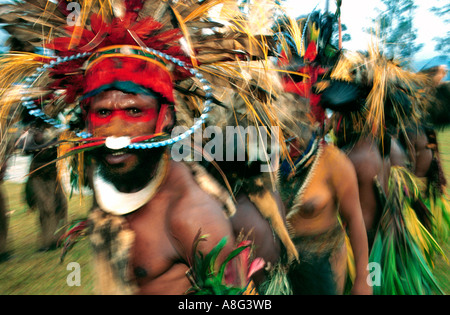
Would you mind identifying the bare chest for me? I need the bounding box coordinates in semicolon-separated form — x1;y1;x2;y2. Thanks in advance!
125;199;190;293
285;163;338;235
288;174;333;219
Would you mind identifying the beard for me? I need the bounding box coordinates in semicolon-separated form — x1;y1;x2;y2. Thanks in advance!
89;146;167;193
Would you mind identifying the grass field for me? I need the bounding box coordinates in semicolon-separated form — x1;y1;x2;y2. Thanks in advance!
0;132;449;295
0;183;95;294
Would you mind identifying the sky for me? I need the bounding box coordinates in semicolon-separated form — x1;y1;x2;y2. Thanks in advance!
282;0;449;61
0;0;447;62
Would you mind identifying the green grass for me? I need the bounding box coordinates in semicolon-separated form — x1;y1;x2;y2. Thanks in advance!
433;131;450;294
0;183;95;294
0;131;449;295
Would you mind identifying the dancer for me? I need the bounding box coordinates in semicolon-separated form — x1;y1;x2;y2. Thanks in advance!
275;11;371;295
318;45;445;295
0;127;18;262
0;0;293;294
16;124;68;251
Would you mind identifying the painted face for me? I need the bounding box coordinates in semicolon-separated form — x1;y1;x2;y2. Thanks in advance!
88;90;160;132
87;90;161;177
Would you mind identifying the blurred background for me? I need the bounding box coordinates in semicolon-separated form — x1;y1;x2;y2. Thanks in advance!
0;0;448;294
283;0;449;77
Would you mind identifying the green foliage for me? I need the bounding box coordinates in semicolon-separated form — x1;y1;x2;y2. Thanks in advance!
431;3;450;55
369;167;446;295
186;235;250;295
258;264;292;295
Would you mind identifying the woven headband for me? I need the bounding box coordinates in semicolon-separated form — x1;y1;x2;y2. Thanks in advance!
85;45;171;73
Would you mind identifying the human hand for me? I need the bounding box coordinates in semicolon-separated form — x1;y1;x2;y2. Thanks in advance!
350;277;373;295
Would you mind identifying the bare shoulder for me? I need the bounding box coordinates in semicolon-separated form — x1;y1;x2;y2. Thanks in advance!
165;162;234;256
166;162;228;223
321;143;355;173
345;141;383;179
320;143;359;190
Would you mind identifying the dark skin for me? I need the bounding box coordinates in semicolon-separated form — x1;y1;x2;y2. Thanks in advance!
392;128;434;176
125;161;235;294
287;143;371;295
404;65;449;178
406;130;433;178
344;137;390;248
390;136;408;168
88;90;281;294
230;192;283;285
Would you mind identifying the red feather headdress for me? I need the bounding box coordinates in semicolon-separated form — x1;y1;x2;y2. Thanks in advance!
0;0;286;155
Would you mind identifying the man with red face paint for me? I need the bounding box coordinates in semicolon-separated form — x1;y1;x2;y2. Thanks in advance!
78;51;236;293
84;83;281;295
87;91;167;187
72;40;282;295
0;1;288;295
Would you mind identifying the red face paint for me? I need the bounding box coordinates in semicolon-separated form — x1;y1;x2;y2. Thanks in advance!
88;107;159;128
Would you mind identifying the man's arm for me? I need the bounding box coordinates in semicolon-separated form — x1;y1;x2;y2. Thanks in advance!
169;197;238;289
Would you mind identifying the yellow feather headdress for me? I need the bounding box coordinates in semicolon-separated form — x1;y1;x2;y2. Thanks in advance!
0;0;302;263
0;0;291;159
318;43;429;143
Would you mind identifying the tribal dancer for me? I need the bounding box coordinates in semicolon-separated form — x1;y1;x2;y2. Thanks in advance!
0;0;296;294
407;65;450;242
317;44;446;294
2;38;69;252
16;124;68;252
274;9;371;295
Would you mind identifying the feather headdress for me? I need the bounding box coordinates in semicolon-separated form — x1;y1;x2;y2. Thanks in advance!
317;43;429;144
0;0;290;157
274;9;341;127
0;0;301;262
